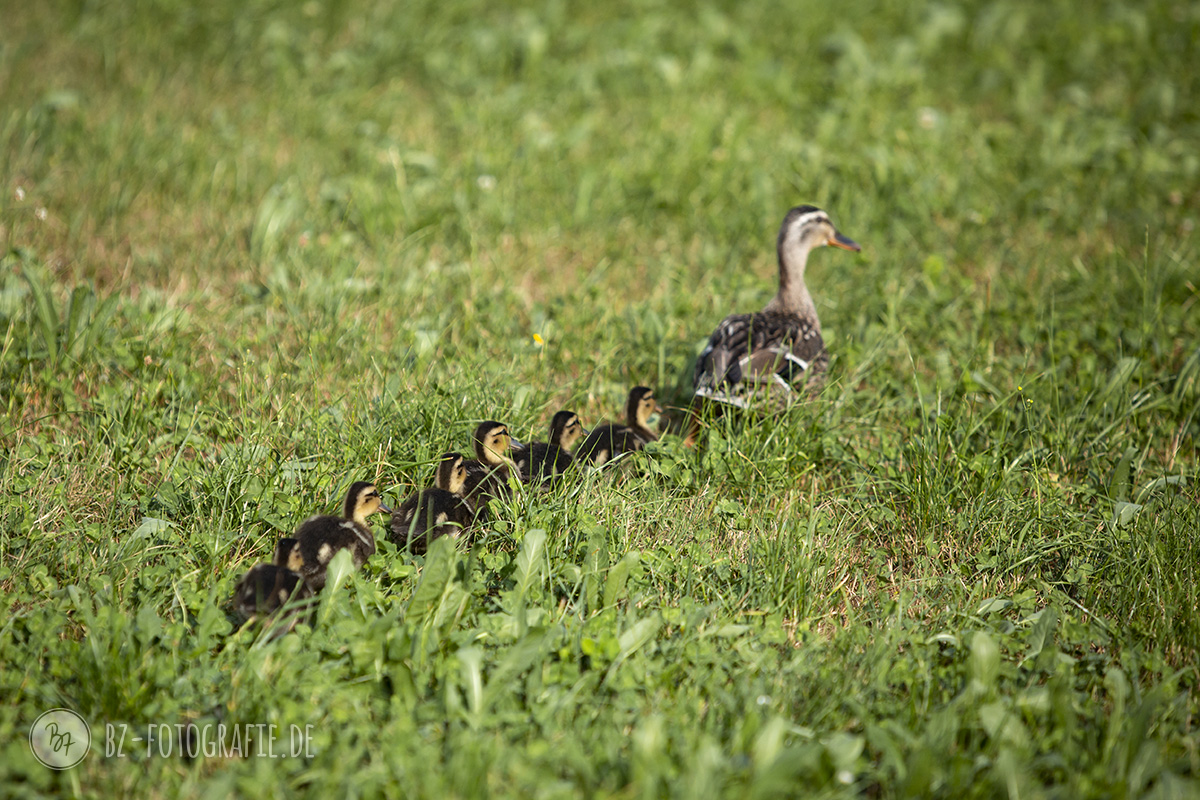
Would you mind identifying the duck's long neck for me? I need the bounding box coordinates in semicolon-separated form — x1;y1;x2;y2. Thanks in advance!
763;238;818;327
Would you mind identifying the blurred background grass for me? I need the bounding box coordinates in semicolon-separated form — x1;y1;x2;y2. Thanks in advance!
1;0;1198;796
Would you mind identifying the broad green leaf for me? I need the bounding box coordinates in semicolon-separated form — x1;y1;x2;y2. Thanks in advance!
406;536;458;627
514;527;547;597
321;548;357;596
604;550;641;608
970;631;1000;691
1023;606;1058;664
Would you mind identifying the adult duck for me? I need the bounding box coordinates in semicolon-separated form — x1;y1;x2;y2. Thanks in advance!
693;206;860;407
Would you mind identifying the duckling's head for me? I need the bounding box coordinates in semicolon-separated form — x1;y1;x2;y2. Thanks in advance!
435;452;469;495
344;481;391;521
473;421;514;466
777;206;860;266
626;386;661;428
233;564;277;618
550;410;586;451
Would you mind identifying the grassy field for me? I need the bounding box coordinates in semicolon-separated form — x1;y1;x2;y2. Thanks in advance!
2;0;1198;796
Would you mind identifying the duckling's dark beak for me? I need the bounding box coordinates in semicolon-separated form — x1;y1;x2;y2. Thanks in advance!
379;502;393;514
509;438;524;449
829;231;861;252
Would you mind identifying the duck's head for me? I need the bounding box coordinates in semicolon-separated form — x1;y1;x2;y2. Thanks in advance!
473;421;515;466
777;205;860;265
233;564;277;618
272;537;296;568
344;480;391;521
435;452;469;495
626;386;662;428
549;410;587;451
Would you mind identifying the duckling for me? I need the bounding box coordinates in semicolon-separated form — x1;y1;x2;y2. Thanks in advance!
389;452;479;555
513;410;587;485
284;481;390;591
273;537;297;567
231;563;313;621
461;420;518;512
577;387;661;466
693;206;860;407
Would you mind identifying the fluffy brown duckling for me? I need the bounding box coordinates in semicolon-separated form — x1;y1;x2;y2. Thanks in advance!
693;205;860;407
273;537;297;567
513;410;587;486
461;420;518;512
231;563;313;621
577;387;661;466
283;481;390;591
389;452;479;555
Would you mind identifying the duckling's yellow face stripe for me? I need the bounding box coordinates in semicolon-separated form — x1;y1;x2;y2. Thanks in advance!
639;395;657;421
561;417;585;448
357;486;389;515
482;427;513;463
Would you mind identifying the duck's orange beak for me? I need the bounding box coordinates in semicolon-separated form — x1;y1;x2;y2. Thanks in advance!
829;231;861;252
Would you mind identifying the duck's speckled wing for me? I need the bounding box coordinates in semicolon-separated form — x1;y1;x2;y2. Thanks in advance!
693;311;827;407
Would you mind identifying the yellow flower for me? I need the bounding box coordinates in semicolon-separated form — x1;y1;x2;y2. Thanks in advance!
532;333;545;346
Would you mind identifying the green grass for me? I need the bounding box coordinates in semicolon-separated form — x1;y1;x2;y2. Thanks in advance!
2;0;1198;796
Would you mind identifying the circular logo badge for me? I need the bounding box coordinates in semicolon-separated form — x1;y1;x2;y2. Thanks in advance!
29;708;91;770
